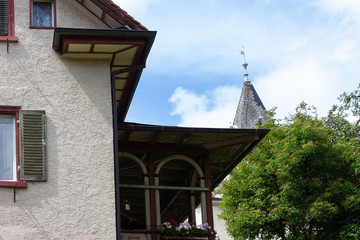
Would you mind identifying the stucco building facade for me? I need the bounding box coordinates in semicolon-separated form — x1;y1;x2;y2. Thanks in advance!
1;1;118;239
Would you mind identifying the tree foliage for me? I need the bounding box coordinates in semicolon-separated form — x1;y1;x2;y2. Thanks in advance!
220;88;360;240
324;84;360;141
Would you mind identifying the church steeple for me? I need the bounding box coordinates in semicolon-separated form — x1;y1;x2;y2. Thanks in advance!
233;49;270;128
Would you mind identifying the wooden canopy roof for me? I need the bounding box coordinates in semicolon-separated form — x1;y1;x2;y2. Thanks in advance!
119;123;269;190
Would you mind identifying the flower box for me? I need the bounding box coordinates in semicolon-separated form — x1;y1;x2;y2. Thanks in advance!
159;220;215;240
160;235;209;240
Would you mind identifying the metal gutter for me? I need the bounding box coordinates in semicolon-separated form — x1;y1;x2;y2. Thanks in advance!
119;122;270;135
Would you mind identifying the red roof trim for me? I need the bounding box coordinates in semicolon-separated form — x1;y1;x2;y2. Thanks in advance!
75;0;148;31
96;0;148;30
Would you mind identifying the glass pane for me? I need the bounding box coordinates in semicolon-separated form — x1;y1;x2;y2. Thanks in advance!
0;0;8;34
0;116;16;181
32;2;52;27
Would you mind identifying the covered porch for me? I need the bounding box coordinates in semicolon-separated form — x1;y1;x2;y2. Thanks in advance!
117;123;269;240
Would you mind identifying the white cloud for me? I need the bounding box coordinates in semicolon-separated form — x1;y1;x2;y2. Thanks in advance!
330;40;358;63
313;0;360;23
256;56;339;119
169;86;241;127
169;87;208;117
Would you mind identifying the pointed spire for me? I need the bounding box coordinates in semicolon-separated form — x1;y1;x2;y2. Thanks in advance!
233;49;270;128
240;46;250;83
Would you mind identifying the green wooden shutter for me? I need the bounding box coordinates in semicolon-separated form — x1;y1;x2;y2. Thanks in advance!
0;0;8;35
20;110;47;181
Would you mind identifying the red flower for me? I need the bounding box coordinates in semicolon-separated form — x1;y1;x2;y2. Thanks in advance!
169;219;176;225
189;222;196;226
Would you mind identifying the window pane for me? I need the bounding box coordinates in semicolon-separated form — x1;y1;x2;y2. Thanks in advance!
33;2;52;27
0;116;16;181
0;0;8;34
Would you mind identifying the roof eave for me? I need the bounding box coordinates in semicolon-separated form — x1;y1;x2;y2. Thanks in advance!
53;27;156;52
73;0;148;30
52;28;157;121
120;121;270;135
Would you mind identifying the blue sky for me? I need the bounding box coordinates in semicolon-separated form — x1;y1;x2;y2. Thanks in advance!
114;0;360;127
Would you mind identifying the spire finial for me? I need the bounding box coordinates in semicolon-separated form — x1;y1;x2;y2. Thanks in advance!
240;46;250;82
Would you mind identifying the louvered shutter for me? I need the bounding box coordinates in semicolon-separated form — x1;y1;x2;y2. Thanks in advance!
19;110;47;181
0;0;8;35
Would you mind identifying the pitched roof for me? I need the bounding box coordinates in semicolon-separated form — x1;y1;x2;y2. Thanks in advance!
74;0;148;30
233;80;271;128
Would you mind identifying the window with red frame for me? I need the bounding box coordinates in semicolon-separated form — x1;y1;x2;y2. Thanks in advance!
0;0;17;41
0;113;16;181
30;0;56;28
0;0;9;35
0;106;46;188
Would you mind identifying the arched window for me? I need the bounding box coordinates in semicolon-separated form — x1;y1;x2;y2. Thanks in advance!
119;152;150;230
155;155;207;225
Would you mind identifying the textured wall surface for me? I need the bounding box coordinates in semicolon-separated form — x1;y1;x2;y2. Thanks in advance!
0;1;116;239
196;200;233;240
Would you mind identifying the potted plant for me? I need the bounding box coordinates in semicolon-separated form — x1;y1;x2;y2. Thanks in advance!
159;219;216;239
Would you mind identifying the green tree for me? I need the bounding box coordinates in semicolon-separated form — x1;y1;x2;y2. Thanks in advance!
220;103;360;240
324;84;360;141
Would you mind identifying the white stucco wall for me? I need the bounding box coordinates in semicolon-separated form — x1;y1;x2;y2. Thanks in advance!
0;1;116;239
196;199;233;240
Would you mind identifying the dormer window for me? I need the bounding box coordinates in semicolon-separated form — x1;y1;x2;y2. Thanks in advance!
30;0;56;28
0;0;17;41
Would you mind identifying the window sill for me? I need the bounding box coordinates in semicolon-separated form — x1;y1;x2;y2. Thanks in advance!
0;181;27;188
0;36;18;42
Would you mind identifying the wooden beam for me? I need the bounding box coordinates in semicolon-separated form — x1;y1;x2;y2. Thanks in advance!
120;184;208;191
204;135;259;150
120;130;132;144
148;153;158;240
76;0;112;28
150;131;162;146
203;153;215;240
177;132;191;148
118;142;207;155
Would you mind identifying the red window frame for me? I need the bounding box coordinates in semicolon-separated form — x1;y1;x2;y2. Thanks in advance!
0;106;26;188
29;0;57;29
0;0;18;42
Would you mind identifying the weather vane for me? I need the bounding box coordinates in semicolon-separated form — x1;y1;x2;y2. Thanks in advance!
240;46;249;82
